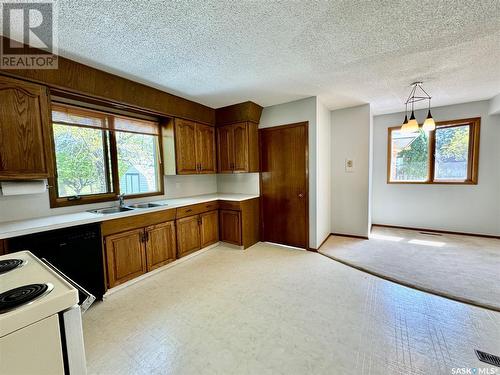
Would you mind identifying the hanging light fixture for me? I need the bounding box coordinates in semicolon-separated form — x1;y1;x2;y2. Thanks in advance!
400;82;435;133
422;99;436;131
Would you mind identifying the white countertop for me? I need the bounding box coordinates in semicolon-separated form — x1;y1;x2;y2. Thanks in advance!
0;193;259;240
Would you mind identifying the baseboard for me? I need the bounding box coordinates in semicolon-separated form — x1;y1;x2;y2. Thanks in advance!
104;242;221;298
373;224;500;240
308;234;332;251
331;232;369;240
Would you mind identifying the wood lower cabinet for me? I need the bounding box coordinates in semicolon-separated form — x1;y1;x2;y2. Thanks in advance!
176;210;219;258
0;75;53;180
176;215;201;258
200;210;219;248
145;221;176;271
105;228;147;288
175;119;216;175
219;209;242;245
219;198;260;248
102;211;177;288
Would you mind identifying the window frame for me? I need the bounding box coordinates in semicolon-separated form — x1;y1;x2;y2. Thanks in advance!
48;103;164;208
387;117;480;185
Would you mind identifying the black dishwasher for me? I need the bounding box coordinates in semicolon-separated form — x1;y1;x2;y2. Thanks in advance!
8;223;105;300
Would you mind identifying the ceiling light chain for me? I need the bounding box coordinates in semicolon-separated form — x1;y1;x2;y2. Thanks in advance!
400;82;436;133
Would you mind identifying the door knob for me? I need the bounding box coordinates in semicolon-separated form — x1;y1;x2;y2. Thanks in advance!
298;193;304;198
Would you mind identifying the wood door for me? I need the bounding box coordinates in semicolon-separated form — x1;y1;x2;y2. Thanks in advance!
145;221;176;271
175;119;198;174
232;123;249;172
0;75;52;179
196;124;216;173
217;125;234;173
200;210;219;248
105;228;147;287
176;215;201;258
260;122;308;249
219;209;241;245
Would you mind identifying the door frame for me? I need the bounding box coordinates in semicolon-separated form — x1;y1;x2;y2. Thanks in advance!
258;121;309;250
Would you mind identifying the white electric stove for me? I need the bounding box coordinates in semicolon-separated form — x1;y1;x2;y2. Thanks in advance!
0;250;88;374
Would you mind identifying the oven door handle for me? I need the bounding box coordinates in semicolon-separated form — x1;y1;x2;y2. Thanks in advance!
41;258;96;314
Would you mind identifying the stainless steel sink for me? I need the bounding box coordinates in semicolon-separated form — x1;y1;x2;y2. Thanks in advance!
125;202;166;209
89;206;134;214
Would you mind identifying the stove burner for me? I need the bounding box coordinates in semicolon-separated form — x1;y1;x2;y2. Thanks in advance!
0;259;24;275
0;283;52;313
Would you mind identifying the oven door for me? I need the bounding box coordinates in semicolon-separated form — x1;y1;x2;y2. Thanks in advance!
41;258;96;313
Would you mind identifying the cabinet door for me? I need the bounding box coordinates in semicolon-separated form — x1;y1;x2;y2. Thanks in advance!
0;75;52;179
176;215;201;258
196;124;216;173
200;210;219;248
145;221;176;271
220;210;242;245
105;229;147;288
175;119;198;174
232;123;249;173
217;125;234;173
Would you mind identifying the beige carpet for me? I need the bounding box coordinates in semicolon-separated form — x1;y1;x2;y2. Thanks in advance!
319;226;500;311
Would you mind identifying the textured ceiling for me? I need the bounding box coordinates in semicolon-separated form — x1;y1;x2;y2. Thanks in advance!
54;0;500;114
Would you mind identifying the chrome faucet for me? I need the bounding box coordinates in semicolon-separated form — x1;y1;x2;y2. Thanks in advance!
117;194;125;207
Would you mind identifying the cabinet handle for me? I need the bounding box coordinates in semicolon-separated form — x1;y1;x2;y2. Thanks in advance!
185;209;192;213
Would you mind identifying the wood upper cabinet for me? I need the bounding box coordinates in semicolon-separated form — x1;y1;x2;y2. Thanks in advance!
174;119;198;174
219;209;242;245
196;124;216;173
200;210;219;248
105;228;147;288
175;119;216;175
176;215;201;258
0;75;53;180
232;123;249;172
145;221;176;271
217;125;233;173
216;122;258;173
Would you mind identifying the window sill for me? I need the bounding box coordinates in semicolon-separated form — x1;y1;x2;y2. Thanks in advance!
387;180;477;185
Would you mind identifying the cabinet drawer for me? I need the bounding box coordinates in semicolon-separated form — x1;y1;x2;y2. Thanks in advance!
218;200;241;211
176;201;219;219
101;209;176;236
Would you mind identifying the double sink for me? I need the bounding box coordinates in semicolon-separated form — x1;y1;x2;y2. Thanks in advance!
89;202;166;215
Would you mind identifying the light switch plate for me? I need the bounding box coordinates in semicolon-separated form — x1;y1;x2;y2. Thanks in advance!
345;159;354;173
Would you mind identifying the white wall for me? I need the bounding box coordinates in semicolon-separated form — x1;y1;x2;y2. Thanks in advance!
216;173;260;195
490;93;500;115
331;104;372;238
0;174;217;223
316;98;332;247
260;97;318;248
372;100;500;236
